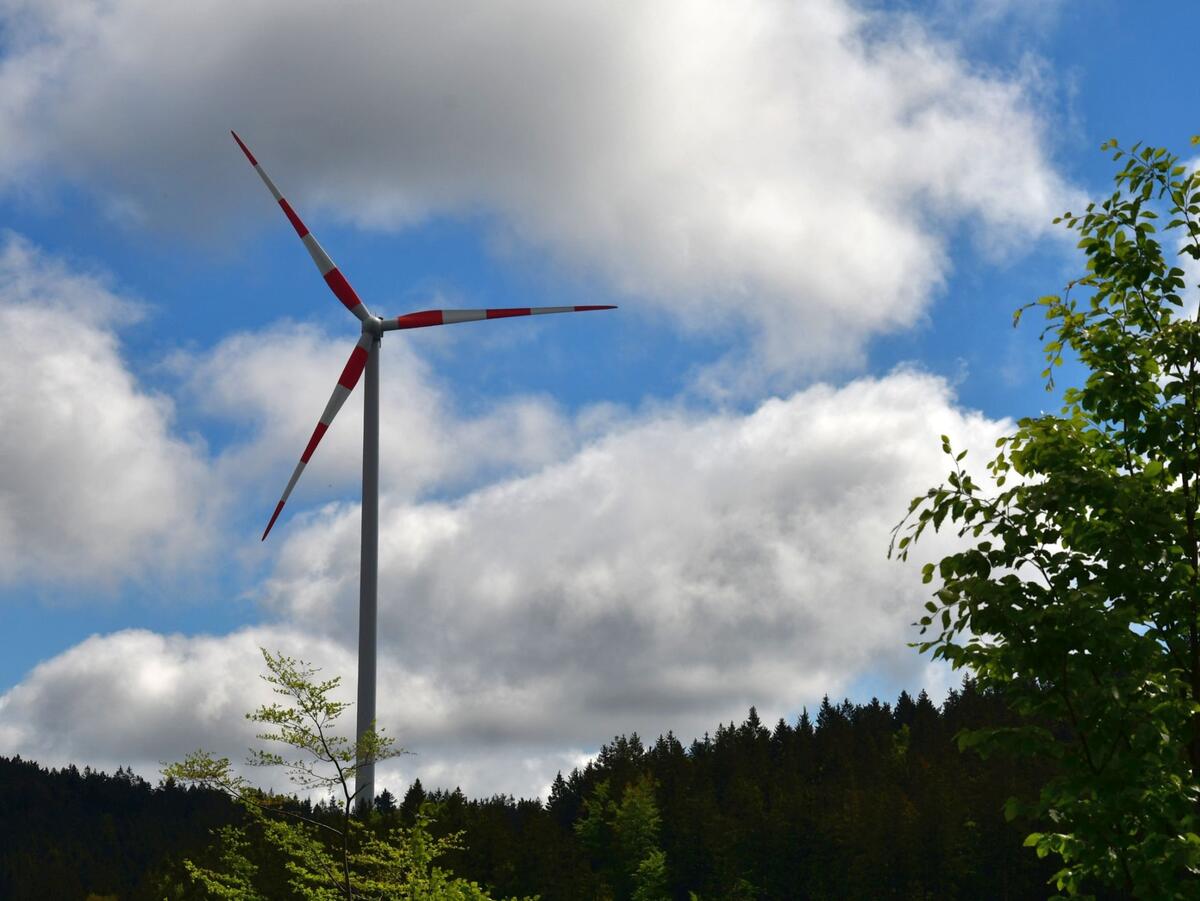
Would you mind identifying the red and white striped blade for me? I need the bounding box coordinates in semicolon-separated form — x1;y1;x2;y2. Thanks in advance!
262;334;373;541
384;305;617;331
231;131;372;323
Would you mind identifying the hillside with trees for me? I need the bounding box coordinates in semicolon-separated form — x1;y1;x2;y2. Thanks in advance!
1;679;1068;899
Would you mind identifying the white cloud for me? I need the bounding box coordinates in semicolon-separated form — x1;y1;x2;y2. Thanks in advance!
169;322;605;537
0;230;617;593
0;626;364;790
0;234;214;587
0;232;592;586
0;369;1010;799
0;623;595;800
260;369;1008;738
0;0;1075;372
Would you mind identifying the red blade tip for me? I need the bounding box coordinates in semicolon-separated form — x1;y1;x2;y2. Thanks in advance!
231;130;257;166
262;500;285;541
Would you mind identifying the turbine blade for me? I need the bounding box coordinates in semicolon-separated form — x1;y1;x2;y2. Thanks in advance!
382;305;617;331
231;130;372;323
262;334;373;540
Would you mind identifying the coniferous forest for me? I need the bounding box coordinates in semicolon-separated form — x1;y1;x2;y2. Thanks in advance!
1;678;1094;900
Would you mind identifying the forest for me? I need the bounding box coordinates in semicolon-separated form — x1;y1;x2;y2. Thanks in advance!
1;678;1089;900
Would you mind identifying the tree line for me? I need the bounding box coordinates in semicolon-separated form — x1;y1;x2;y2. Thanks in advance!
1;678;1092;899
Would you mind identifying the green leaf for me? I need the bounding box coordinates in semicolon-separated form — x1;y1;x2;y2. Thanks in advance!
1004;797;1020;822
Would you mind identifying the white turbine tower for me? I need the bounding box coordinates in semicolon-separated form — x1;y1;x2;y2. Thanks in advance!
233;131;614;811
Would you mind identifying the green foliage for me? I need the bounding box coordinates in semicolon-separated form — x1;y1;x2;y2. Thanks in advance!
181;824;260;898
185;805;504;900
575;776;669;900
613;777;663;877
893;136;1200;897
246;648;397;799
630;849;668;901
163;649;526;900
572;779;614;864
0;686;1055;899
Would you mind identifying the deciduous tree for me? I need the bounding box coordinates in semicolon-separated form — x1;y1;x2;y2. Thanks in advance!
164;649;525;900
893;136;1200;897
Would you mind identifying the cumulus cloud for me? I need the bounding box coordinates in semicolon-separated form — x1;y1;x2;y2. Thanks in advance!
262;369;1008;742
0;626;365;791
0;229;607;586
168;322;608;535
0;622;594;799
0;234;214;587
0;0;1075;371
1;369;1010;798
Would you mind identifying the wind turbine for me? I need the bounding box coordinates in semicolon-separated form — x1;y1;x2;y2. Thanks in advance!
232;131;614;811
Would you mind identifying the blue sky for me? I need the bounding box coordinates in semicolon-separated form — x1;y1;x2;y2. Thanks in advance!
0;0;1196;799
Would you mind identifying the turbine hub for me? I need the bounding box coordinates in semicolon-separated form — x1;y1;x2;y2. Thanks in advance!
362;315;384;338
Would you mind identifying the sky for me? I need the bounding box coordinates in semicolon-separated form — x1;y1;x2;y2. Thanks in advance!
0;0;1197;801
